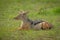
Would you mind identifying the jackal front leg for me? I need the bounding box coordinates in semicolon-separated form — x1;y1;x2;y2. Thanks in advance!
18;21;23;30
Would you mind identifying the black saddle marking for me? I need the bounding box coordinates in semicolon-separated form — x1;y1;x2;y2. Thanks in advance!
27;18;44;25
31;20;44;25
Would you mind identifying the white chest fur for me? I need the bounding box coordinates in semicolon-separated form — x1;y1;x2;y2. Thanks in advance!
20;21;23;27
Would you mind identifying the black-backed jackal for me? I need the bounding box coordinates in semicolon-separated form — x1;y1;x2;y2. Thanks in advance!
14;10;53;30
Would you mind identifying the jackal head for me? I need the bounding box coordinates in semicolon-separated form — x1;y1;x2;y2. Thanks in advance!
14;10;29;20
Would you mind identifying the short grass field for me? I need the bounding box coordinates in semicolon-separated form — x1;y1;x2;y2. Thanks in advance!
0;0;60;40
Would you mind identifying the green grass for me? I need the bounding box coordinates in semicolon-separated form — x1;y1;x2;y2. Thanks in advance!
0;0;60;40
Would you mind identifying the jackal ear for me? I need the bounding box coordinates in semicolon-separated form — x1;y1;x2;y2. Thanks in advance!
19;10;29;15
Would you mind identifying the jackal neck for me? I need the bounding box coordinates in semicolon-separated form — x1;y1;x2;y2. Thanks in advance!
21;15;32;23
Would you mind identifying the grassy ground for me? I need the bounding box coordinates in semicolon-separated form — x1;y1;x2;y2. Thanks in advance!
0;0;60;40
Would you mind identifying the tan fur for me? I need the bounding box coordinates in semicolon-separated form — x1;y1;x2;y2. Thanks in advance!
41;22;52;30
